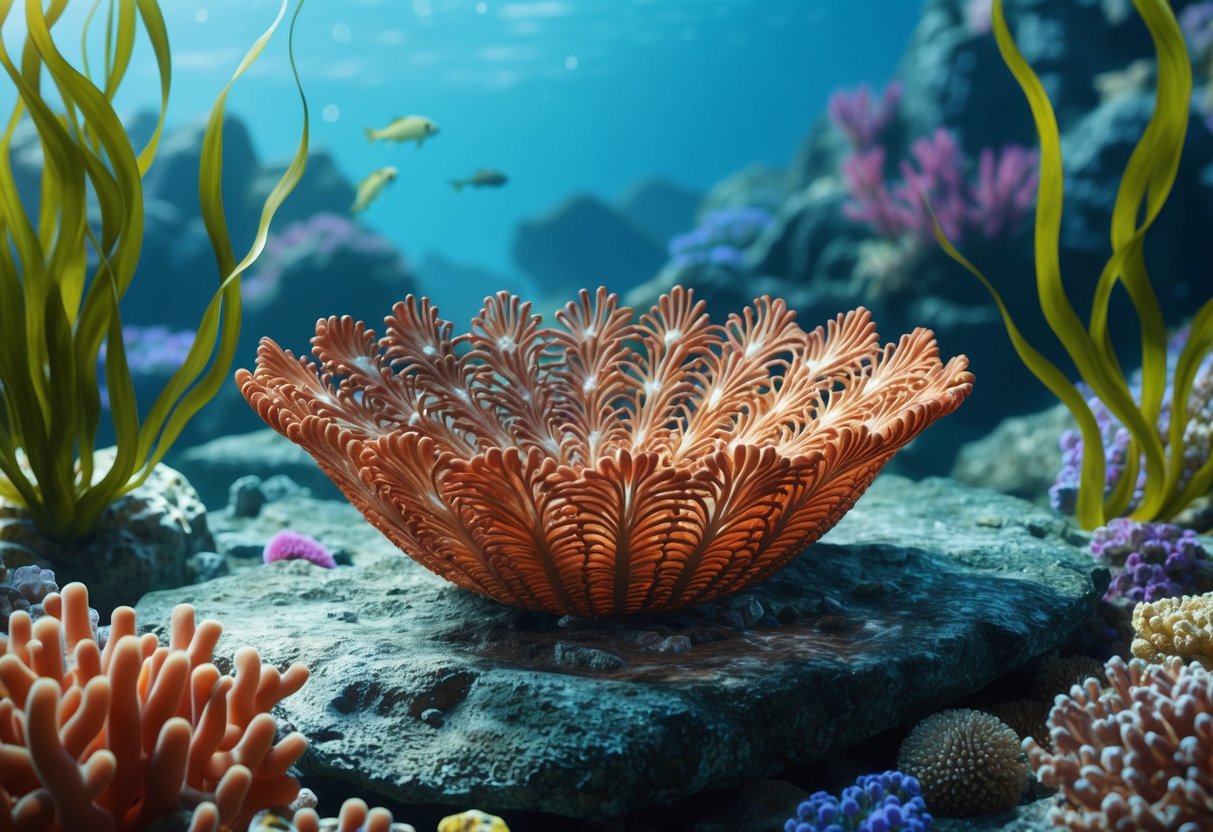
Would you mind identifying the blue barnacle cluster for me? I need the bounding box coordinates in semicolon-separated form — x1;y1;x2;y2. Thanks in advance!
666;206;773;269
784;771;933;832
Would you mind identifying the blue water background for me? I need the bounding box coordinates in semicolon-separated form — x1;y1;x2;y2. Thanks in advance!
3;0;919;317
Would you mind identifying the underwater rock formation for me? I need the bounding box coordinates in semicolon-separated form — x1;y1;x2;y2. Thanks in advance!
513;195;667;294
176;429;343;508
615;177;702;245
0;451;213;616
135;475;1102;819
632;0;1213;450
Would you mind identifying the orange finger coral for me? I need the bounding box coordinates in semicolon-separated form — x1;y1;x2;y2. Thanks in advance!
237;287;972;616
0;583;309;831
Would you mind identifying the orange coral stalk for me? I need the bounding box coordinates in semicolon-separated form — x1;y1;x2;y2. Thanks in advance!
238;287;973;615
0;583;309;831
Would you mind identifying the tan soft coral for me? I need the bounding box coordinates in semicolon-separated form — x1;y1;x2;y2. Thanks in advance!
1132;592;1213;665
237;287;971;616
0;583;308;831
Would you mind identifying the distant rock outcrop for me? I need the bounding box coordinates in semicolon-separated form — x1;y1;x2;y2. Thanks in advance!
513;194;669;295
615;177;701;244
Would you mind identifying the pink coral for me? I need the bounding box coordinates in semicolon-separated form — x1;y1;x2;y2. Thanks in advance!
837;123;1038;244
827;82;902;148
263;530;337;569
1026;656;1213;830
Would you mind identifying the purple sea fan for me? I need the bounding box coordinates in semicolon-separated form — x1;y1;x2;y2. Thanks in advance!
263;529;337;568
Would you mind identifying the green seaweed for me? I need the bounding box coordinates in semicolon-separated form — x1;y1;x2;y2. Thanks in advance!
938;0;1213;528
0;0;309;540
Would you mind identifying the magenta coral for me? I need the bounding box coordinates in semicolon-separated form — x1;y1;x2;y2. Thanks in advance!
841;128;1037;244
831;84;1038;245
827;82;902;148
263;530;337;569
967;145;1039;239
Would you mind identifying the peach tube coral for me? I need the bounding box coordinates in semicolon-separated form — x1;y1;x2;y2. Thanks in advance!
0;583;308;831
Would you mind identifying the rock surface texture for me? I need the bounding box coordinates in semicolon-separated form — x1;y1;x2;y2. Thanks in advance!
1;452;213;615
136;476;1103;818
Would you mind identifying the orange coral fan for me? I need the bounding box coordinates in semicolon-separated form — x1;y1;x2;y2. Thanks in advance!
0;583;308;831
237;287;972;615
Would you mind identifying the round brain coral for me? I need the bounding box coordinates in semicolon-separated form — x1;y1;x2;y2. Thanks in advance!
1026;656;1213;831
236;287;971;616
897;708;1029;817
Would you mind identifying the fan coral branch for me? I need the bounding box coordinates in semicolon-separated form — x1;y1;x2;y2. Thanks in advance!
236;287;972;616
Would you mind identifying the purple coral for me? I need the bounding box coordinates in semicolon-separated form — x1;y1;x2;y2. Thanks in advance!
841;148;907;238
263;530;337;569
828;78;1038;245
244;212;401;301
1;565;59;631
1091;518;1212;602
97;325;197;408
840;128;1037;243
1050;327;1213;516
784;771;933;832
1181;1;1213;56
965;0;993;35
667;206;773;270
966;145;1038;239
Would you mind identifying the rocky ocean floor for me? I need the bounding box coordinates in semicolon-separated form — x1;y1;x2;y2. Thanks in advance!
116;435;1112;830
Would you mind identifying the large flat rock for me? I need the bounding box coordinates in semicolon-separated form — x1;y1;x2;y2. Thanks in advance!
135;475;1103;818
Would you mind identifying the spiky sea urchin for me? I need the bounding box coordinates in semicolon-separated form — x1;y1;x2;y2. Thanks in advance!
897;708;1029;817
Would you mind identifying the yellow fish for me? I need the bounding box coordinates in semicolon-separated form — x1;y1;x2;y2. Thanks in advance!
351;166;398;213
365;115;440;147
450;169;509;192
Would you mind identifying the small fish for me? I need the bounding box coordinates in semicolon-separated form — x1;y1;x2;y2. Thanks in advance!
351;166;398;213
450;169;509;192
365;115;440;147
